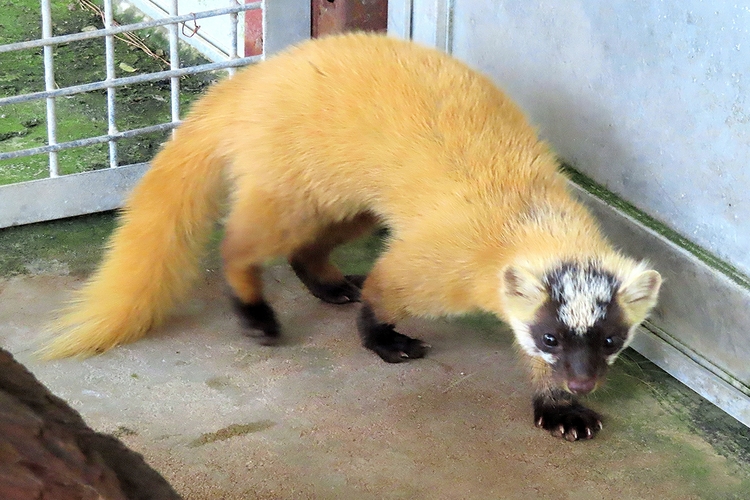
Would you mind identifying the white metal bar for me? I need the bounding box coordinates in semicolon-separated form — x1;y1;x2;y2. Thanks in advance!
437;0;455;54
409;0;455;52
104;0;118;168
0;122;180;161
0;3;262;54
0;0;270;230
631;328;750;428
0;0;308;229
168;0;180;125
0;56;261;107
228;0;240;76
40;0;58;177
387;0;414;39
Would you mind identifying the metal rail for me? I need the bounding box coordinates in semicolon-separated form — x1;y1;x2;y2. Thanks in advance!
0;0;309;229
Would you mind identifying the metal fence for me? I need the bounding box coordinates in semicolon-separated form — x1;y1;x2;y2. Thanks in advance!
0;0;310;228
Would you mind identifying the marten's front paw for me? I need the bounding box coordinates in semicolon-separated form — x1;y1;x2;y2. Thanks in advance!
357;303;430;363
533;398;603;442
367;331;430;363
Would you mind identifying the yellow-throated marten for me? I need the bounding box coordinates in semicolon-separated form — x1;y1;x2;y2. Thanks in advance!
43;33;661;441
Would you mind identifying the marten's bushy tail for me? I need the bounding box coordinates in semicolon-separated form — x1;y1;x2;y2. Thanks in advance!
40;122;226;359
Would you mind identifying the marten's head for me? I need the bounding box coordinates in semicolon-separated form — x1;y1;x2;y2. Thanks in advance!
500;258;661;394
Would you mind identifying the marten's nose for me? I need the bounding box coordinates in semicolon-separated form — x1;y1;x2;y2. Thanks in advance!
567;377;596;395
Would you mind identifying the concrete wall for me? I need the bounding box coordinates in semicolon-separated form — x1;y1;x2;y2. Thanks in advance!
449;0;750;277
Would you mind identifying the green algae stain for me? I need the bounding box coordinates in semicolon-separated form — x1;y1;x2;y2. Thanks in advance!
188;420;276;448
585;349;750;499
112;426;138;438
0;212;117;277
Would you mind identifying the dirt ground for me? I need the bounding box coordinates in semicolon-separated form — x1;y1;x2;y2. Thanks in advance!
1;246;749;499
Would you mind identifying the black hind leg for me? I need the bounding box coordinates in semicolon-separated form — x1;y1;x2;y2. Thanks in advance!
290;213;377;304
231;297;281;345
221;239;281;345
291;261;363;304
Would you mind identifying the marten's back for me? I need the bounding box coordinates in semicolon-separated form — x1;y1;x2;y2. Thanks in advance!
185;33;563;227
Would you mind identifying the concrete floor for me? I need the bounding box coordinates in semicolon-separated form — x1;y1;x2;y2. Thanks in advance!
1;233;750;499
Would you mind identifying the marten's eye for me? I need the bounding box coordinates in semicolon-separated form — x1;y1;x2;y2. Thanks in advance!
603;336;621;352
542;333;559;348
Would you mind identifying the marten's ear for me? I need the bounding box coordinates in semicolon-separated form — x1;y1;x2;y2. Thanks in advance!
617;269;662;324
500;266;546;322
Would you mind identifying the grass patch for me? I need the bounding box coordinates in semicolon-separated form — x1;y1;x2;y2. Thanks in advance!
0;0;218;185
331;229;388;276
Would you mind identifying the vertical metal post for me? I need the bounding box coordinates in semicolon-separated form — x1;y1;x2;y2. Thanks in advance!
103;0;118;168
387;0;414;40
434;0;454;54
262;0;311;57
403;0;454;53
40;0;58;177
168;0;181;126
228;0;239;76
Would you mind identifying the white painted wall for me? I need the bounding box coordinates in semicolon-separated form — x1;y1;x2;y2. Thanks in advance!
448;1;750;276
394;0;750;276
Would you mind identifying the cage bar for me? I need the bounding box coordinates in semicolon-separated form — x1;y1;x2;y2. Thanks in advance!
104;0;119;168
168;0;181;126
0;1;307;229
40;0;59;177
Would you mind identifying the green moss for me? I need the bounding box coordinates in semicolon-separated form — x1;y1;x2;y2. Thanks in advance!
583;349;750;497
0;212;116;277
112;425;138;438
188;420;276;448
331;230;387;276
0;114;30;141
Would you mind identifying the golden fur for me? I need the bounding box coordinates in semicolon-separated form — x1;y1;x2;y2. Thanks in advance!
43;33;659;386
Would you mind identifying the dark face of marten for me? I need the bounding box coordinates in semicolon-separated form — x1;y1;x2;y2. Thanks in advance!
532;263;631;394
504;262;642;394
502;259;661;440
529;295;630;394
504;260;661;394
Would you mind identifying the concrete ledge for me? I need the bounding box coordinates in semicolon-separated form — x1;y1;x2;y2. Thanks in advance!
0;164;148;228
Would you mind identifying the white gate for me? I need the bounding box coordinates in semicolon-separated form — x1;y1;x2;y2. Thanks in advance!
0;0;310;228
